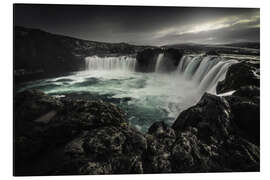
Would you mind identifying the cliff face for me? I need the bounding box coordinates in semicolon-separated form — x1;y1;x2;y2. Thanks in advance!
14;26;150;78
135;48;183;72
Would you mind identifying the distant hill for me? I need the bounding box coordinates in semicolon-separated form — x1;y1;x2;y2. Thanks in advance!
223;42;260;49
14;26;152;77
162;42;260;55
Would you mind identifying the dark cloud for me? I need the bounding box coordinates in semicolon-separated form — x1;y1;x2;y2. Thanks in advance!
14;4;260;46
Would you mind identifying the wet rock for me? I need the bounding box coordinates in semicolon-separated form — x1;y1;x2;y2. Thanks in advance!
217;62;260;94
83;126;126;159
172;93;232;142
142;122;176;173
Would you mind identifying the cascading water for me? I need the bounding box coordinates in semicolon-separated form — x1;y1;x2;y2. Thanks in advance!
155;53;164;72
176;55;238;93
85;55;137;71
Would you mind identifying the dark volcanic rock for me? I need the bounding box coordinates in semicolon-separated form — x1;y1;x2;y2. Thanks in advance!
171;129;259;172
143;121;176;173
14;89;130;175
225;86;260;145
56;125;146;175
205;50;219;56
58;99;126;130
143;134;172;173
15;89;63;123
160;48;183;72
135;48;162;72
135;48;183;72
172;93;232;142
170;93;259;172
216;62;260;94
14;89;260;175
231;102;259;145
232;86;260;104
83;126;127;159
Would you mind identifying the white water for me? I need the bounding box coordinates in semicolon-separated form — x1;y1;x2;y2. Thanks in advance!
176;55;238;93
85;55;136;71
155;53;164;72
19;54;239;132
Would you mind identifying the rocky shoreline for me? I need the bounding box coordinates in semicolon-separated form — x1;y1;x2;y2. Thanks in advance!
14;57;260;175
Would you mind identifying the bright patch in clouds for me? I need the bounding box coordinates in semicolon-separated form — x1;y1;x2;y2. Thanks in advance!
180;21;230;35
156;12;259;38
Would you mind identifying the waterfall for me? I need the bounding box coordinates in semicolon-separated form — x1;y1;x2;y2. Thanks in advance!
155;53;164;72
182;56;203;79
85;56;137;71
176;55;238;93
84;54;238;94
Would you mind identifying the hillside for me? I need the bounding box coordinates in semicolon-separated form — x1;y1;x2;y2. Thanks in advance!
14;26;151;77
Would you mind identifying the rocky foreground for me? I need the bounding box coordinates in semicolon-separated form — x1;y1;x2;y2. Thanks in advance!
14;58;260;176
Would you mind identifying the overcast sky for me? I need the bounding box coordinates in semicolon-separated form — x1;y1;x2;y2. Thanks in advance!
14;4;260;46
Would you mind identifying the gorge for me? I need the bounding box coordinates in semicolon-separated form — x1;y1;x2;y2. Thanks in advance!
14;27;260;175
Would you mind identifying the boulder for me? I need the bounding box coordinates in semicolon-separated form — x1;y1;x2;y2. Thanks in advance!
216;62;260;94
172;93;232;142
222;86;260;145
15;89;63;124
58;99;126;130
170;93;259;172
